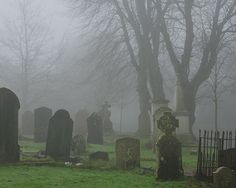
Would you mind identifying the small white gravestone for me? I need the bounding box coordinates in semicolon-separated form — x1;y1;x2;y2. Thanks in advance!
213;167;236;188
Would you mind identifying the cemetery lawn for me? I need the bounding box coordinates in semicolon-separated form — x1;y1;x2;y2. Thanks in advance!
0;138;211;188
0;165;212;188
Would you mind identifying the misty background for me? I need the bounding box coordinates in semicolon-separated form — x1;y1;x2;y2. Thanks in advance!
0;0;235;135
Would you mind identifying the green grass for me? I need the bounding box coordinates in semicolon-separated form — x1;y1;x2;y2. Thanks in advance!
0;137;208;188
0;165;212;188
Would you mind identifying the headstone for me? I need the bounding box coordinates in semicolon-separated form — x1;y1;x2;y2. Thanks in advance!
156;112;184;180
74;109;89;136
115;137;140;169
213;167;236;188
87;113;103;145
71;134;86;155
46;109;73;161
89;151;109;161
0;88;20;163
98;101;114;134
22;111;34;136
34;107;52;142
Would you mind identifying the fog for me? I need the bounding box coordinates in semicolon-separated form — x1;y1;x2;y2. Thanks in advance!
0;0;236;136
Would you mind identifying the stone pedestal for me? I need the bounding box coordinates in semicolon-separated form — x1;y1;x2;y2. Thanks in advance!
174;81;193;144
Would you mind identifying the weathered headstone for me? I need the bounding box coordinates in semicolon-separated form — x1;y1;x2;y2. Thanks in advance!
87;113;103;145
74;109;89;136
46;109;73;161
71;134;86;155
156;112;184;180
116;137;140;169
22;111;34;136
0;88;20;163
89;151;109;161
34;107;52;142
213;167;236;188
98;101;114;134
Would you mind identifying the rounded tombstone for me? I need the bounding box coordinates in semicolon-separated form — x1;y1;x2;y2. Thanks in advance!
46;109;73;161
34;106;52;142
0;87;20;163
87;113;103;145
115;137;140;169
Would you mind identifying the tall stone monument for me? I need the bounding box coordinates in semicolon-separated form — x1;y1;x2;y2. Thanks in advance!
87;113;103;145
34;107;52;142
22;111;34;136
174;80;193;144
46;109;73;161
156;112;183;180
0;88;20;163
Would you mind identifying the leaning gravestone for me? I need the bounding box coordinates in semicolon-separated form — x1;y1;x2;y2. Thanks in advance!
156;112;184;180
22;111;34;136
74;109;89;136
87;113;103;145
46;109;73;161
213;167;236;188
116;137;140;169
0;88;20;163
34;107;52;142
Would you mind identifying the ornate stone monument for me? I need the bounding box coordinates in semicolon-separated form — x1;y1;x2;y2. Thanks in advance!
46;109;73;161
0;88;20;163
115;137;140;169
152;99;172;151
156;112;184;180
34;107;52;142
87;113;103;145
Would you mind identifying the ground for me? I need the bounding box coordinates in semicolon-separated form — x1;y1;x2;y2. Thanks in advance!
0;137;213;188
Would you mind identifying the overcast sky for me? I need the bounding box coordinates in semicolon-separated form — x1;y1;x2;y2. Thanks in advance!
0;0;75;40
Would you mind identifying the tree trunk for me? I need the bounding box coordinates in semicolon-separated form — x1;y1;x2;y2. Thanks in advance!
137;71;151;137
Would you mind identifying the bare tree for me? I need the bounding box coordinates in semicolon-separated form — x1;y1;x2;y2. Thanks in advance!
0;0;61;111
154;0;236;136
69;0;167;137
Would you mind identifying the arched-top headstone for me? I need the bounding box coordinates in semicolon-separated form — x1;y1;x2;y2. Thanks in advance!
46;109;73;161
22;111;34;136
87;113;103;145
115;137;140;169
34;106;52;142
0;87;20;163
213;167;236;188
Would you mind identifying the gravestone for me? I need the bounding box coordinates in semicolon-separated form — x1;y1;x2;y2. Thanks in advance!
156;112;184;180
98;101;114;134
74;109;89;136
46;109;73;161
22;111;34;136
34;107;52;142
71;134;86;155
213;167;236;188
116;137;140;169
0;88;20;163
87;113;103;145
